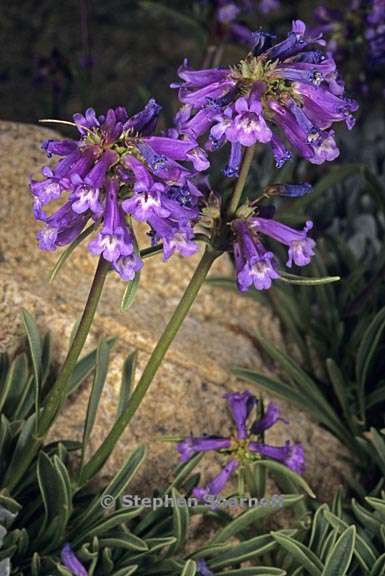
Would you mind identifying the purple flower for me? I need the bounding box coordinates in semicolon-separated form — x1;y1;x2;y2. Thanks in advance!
88;178;136;263
193;460;240;500
259;0;280;13
251;402;288;434
172;20;358;170
61;544;88;576
232;219;280;291
175;392;305;500
251;217;316;267
224;390;256;439
31;100;208;279
249;441;305;474
177;437;231;461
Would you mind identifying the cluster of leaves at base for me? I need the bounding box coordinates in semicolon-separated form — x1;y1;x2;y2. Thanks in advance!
0;318;307;576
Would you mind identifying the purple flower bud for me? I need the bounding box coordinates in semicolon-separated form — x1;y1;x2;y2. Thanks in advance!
61;544;88;576
197;558;214;576
251;402;288;434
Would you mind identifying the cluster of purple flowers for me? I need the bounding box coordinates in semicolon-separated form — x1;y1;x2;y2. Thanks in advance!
232;204;315;291
177;391;304;501
314;1;385;77
172;19;358;174
30;18;358;291
31;100;208;280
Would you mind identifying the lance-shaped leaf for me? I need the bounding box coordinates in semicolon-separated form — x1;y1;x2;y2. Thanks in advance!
272;532;323;576
117;351;137;418
180;559;197;576
121;271;141;311
22;310;42;428
278;271;340;286
321;525;356;576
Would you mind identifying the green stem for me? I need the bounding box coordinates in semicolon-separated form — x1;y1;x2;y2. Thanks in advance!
227;145;256;217
4;257;110;492
79;247;219;484
39;257;110;434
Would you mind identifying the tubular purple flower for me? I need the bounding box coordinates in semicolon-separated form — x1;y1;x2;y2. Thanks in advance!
61;544;88;576
224;390;256;439
193;460;239;501
177;437;232;462
233;220;280;291
226;94;272;146
248;441;305;474
88;178;136;265
37;202;89;251
251;217;316;267
224;141;243;177
70;149;117;216
251;402;288;434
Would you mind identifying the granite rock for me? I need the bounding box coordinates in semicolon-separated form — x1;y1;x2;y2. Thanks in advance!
0;120;351;500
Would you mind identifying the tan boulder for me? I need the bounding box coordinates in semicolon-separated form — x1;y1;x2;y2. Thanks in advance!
0;120;350;500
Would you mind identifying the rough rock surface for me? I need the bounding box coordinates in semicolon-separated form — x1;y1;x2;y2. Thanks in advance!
0;121;350;500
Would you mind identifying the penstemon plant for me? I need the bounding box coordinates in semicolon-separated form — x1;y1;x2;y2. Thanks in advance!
6;19;358;508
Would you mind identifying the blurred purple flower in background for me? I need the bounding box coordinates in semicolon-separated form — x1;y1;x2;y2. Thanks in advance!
172;19;358;174
176;391;305;501
314;1;385;91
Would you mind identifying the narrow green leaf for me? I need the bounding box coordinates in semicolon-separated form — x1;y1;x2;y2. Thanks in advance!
369;553;385;576
278;272;340;286
180;559;197;576
117;351;137;418
169;488;189;553
365;496;385;521
210;495;303;544
121;272;141;311
215;569;286;576
74;446;146;531
48;223;96;283
352;499;382;532
81;338;110;463
99;536;148;552
0;354;28;414
324;511;377;572
67;338;115;396
272;532;323;576
22;310;42;428
208;534;277;568
111;566;138;576
356;306;385;409
309;504;331;557
325;359;351;421
253;460;315;498
321;525;356;576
